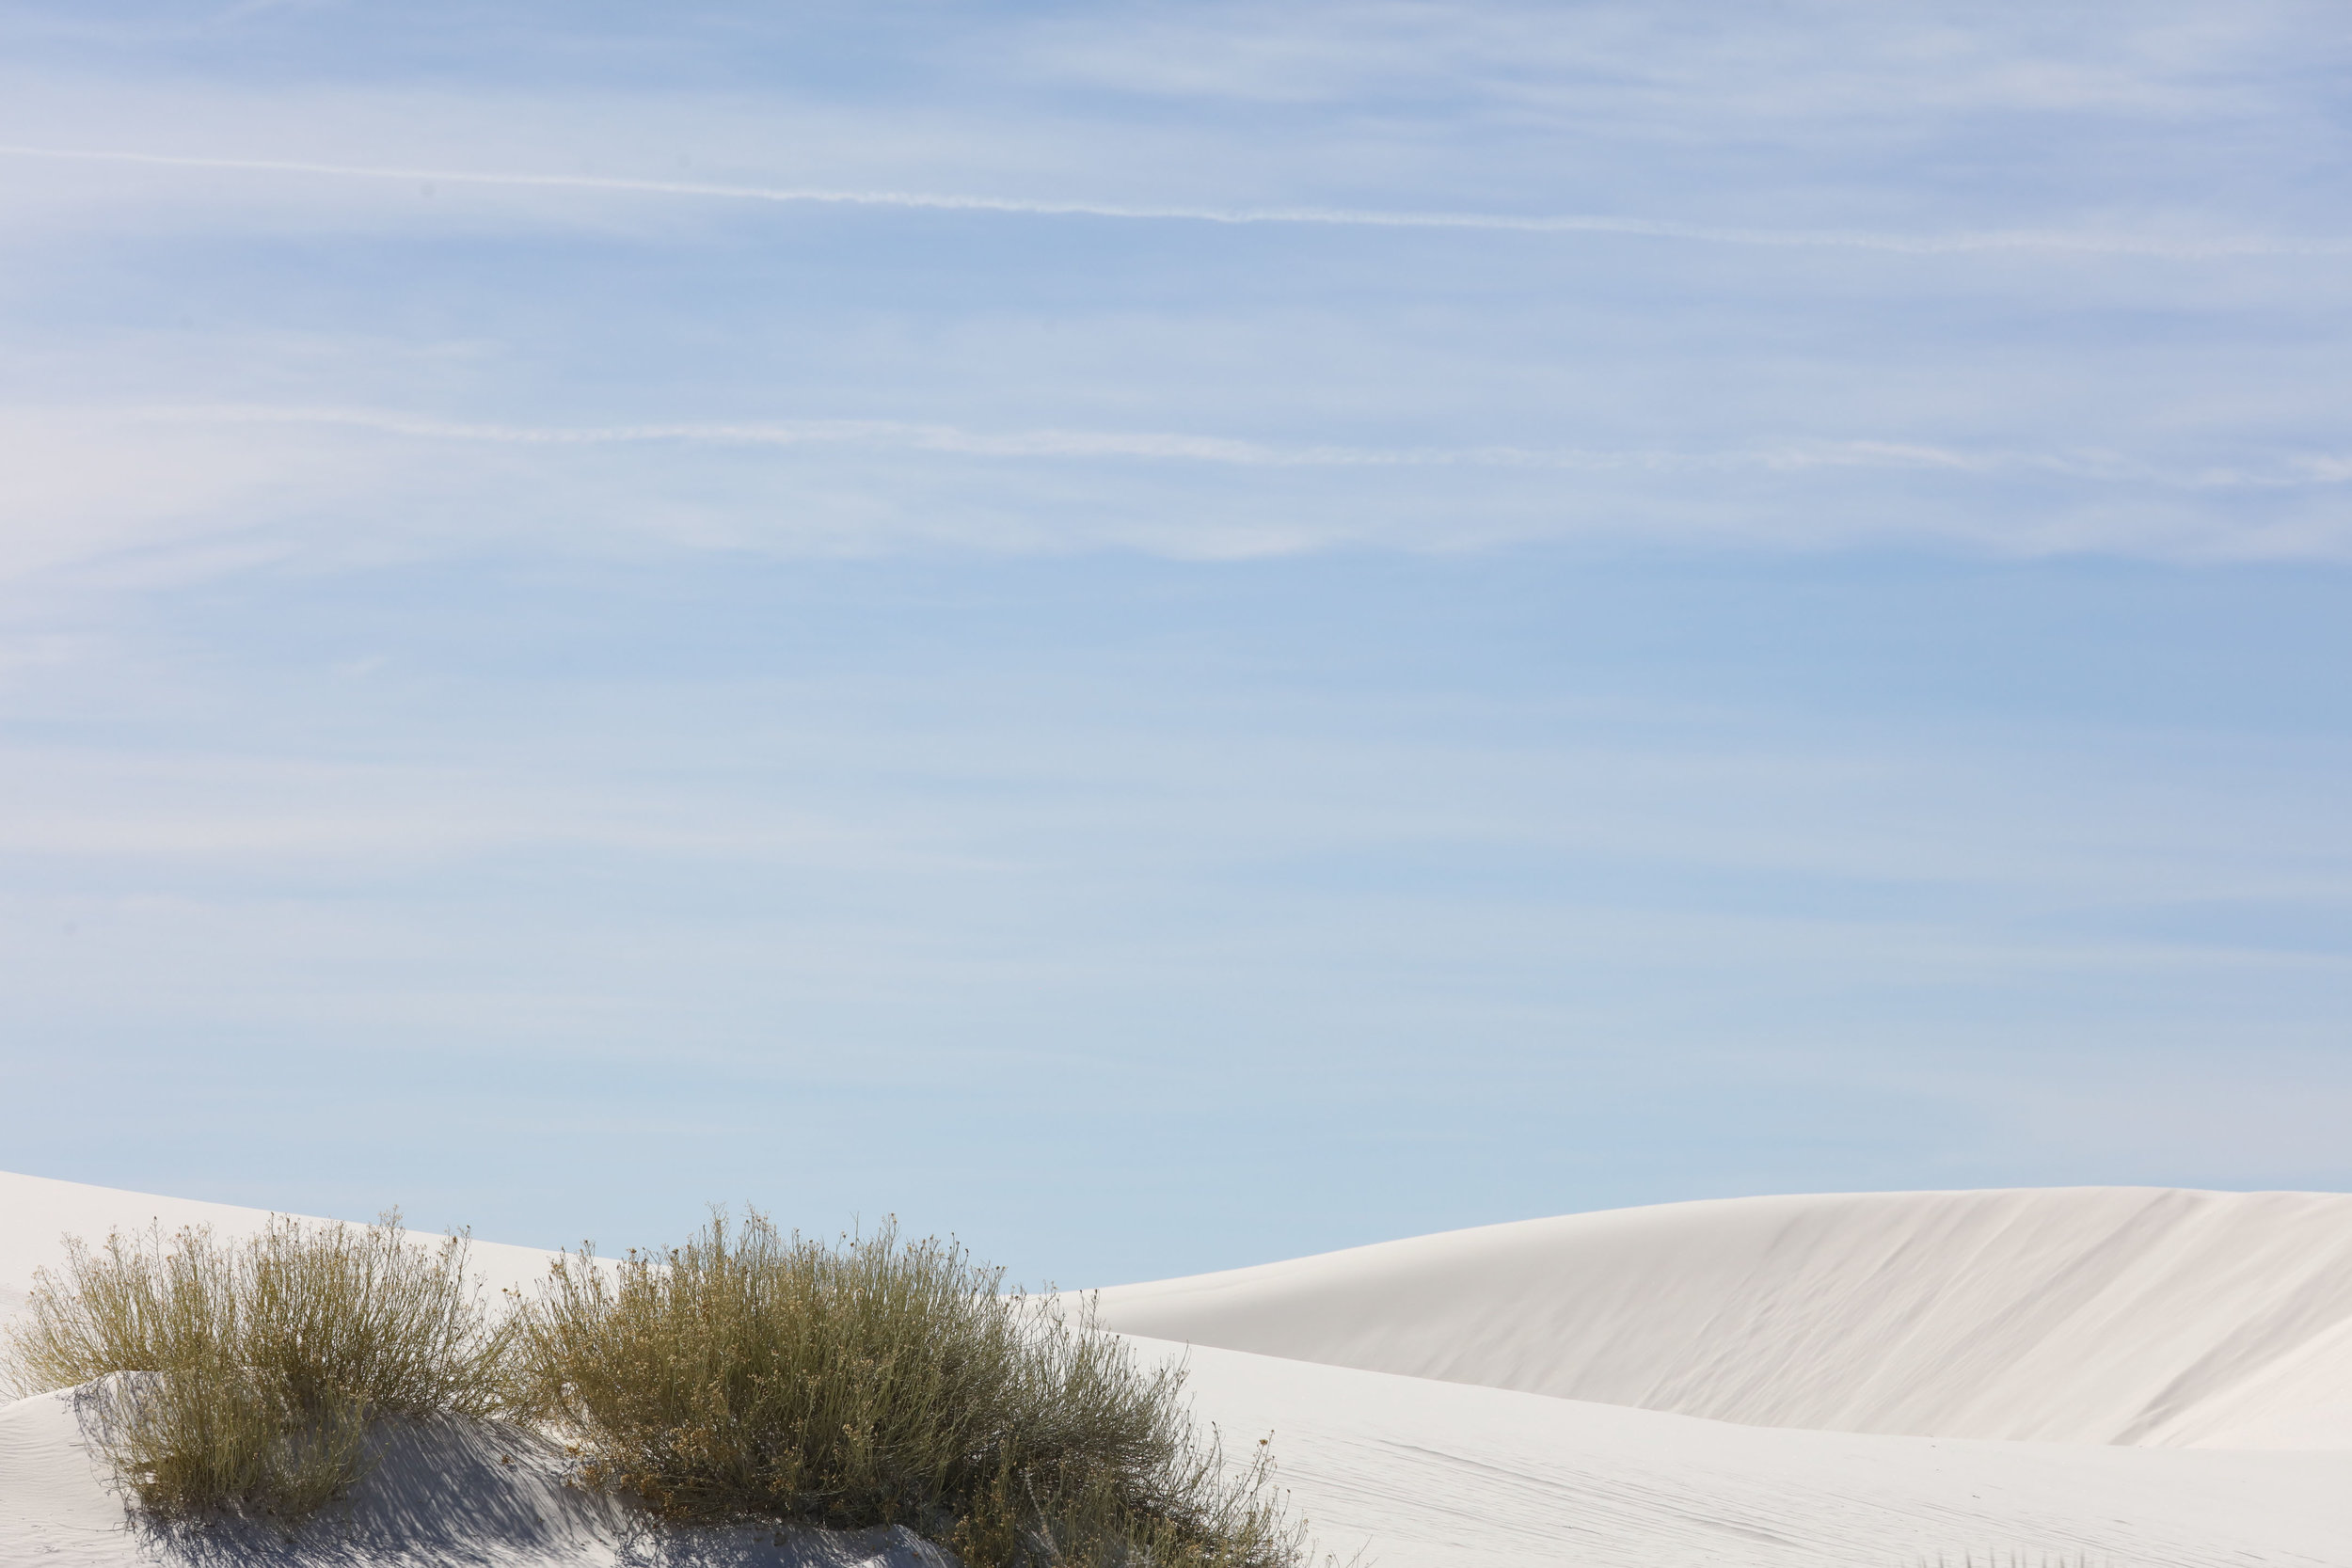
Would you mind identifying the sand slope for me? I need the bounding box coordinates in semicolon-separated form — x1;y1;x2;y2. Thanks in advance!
0;1171;559;1323
0;1382;959;1568
8;1355;2345;1568
6;1172;2351;1566
1090;1187;2352;1448
1162;1338;2352;1568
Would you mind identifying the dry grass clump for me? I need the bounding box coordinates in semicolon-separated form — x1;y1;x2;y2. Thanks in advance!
0;1212;510;1525
5;1204;1311;1566
510;1212;1303;1568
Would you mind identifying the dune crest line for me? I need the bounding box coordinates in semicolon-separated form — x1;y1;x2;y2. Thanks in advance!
7;1175;2350;1565
1090;1187;2352;1449
1;143;2340;258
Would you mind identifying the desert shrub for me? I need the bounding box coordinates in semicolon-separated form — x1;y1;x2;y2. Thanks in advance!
0;1212;512;1525
509;1212;1303;1568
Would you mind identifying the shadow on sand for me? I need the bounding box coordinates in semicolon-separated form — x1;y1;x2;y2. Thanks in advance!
90;1400;957;1568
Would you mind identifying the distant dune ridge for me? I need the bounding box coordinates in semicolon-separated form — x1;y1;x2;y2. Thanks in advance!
1090;1186;2352;1449
5;1172;2351;1567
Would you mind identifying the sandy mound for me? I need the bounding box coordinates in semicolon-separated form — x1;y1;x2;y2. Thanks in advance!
1157;1337;2352;1568
0;1381;956;1568
1089;1187;2352;1447
8;1172;2351;1565
0;1175;960;1567
0;1172;559;1317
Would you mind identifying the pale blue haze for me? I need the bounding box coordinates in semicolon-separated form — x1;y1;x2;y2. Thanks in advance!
0;2;2347;1286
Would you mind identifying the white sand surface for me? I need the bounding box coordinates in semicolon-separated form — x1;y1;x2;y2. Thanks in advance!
1157;1338;2352;1568
0;1171;559;1319
5;1172;2350;1566
0;1381;956;1568
1090;1187;2352;1449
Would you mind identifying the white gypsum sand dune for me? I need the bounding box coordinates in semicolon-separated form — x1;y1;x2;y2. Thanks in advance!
0;1170;561;1320
1154;1338;2352;1568
4;1172;2351;1567
0;1172;965;1568
1089;1187;2352;1449
0;1381;958;1568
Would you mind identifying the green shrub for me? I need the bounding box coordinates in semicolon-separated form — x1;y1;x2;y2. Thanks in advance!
0;1212;511;1525
509;1211;1304;1568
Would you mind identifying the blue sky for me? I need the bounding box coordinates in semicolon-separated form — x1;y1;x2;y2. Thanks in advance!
2;2;2348;1287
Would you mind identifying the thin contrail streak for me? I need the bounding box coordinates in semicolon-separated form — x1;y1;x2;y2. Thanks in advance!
2;144;2339;259
136;404;2013;471
129;404;2352;489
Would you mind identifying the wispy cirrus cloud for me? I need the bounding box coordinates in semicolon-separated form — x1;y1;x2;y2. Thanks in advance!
2;3;2347;582
87;402;2352;489
5;402;2350;588
4;0;2352;1269
1022;0;2311;117
4;144;2345;259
